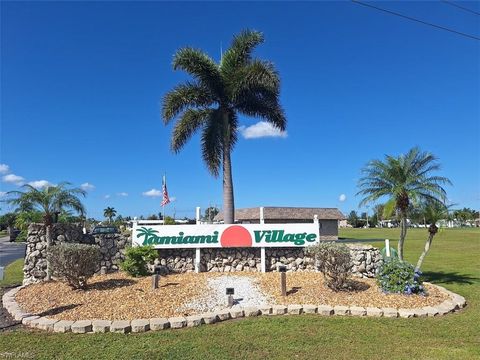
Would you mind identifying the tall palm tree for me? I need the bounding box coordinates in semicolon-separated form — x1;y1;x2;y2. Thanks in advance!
103;207;117;223
5;182;86;280
357;147;451;260
415;201;450;271
162;29;286;224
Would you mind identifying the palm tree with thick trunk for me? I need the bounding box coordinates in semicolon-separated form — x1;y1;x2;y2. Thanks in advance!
357;147;451;260
5;183;86;280
103;207;117;223
162;30;286;224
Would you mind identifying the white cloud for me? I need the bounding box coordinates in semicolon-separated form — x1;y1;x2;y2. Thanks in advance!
28;180;53;189
2;174;25;185
142;188;162;197
239;121;287;139
339;194;347;202
117;192;128;197
104;194;111;199
81;182;95;191
0;164;10;174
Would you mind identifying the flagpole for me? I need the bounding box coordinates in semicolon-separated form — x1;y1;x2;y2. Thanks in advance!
162;173;165;225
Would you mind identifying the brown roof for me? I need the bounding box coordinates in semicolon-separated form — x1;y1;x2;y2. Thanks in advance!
214;207;345;221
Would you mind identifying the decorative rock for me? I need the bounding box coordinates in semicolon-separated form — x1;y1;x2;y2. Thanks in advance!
366;307;383;317
186;315;204;327
271;305;287;315
150;318;170;330
111;320;131;333
349;306;367;316
441;300;459;311
244;307;260;317
287;305;303;315
333;305;350;316
259;306;272;315
302;305;317;314
413;309;428;318
451;295;466;308
22;315;40;326
398;308;415;318
14;311;32;321
168;317;187;329
422;306;439;317
30;317;43;328
54;320;74;333
37;317;58;331
382;308;398;318
201;313;217;324
229;306;244;319
436;302;454;315
317;305;334;316
131;319;150;332
92;320;111;333
71;320;92;333
215;310;231;321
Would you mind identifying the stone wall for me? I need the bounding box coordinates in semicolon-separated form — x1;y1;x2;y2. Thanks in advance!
152;249;196;274
346;244;383;278
23;223;131;285
23;224;382;282
151;245;383;278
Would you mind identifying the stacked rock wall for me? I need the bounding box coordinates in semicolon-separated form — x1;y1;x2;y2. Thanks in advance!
347;244;383;278
23;224;383;282
23;223;131;285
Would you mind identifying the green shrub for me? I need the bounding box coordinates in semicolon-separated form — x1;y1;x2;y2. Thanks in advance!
307;242;352;291
120;245;158;277
377;258;424;295
46;243;100;289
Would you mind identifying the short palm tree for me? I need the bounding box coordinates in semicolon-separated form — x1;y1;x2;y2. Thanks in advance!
104;207;117;223
162;29;286;224
415;201;450;271
357;147;451;260
5;182;86;280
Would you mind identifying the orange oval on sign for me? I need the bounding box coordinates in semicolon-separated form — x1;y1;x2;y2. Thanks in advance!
220;225;252;247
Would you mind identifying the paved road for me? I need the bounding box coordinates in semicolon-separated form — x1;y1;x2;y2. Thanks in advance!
0;236;26;267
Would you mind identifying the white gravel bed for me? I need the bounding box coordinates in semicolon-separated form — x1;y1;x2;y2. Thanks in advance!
180;275;274;313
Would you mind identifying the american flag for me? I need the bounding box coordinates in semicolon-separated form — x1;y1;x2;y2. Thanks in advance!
161;175;170;206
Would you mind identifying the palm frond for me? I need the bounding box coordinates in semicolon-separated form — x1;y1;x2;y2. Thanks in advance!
162;81;215;123
173;48;223;99
171;108;212;153
201;109;224;176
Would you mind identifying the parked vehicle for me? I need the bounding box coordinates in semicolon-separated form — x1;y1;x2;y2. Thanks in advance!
91;226;118;235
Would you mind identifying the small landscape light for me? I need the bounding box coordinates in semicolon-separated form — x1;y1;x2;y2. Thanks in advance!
226;288;235;307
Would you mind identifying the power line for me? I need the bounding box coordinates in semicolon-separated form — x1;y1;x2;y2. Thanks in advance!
352;0;480;41
441;0;480;16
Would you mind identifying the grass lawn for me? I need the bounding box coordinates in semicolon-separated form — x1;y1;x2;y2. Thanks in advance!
0;259;24;288
0;228;479;359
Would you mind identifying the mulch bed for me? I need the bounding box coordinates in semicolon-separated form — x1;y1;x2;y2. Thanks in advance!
15;272;448;321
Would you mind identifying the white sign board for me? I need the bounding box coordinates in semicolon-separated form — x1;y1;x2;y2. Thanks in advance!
132;223;320;249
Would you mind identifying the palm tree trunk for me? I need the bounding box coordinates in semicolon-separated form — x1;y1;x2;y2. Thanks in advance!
416;232;434;271
45;224;52;281
223;146;235;224
398;213;408;261
44;213;53;281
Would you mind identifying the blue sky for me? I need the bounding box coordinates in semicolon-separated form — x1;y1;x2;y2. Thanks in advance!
1;1;479;220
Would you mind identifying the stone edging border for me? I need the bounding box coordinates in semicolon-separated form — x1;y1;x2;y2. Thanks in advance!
2;282;466;334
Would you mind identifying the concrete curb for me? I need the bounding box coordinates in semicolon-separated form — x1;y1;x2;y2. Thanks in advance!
3;282;466;334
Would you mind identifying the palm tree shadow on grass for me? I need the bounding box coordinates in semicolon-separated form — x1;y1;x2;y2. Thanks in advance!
422;271;478;285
